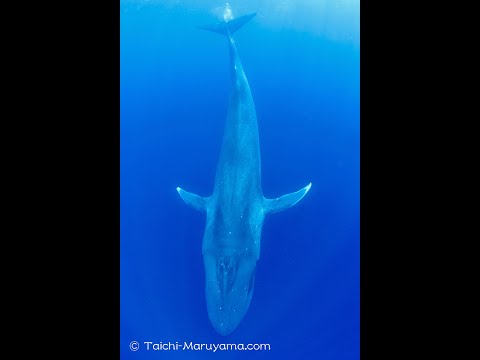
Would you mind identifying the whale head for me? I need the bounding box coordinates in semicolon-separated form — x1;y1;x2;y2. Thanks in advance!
203;250;257;336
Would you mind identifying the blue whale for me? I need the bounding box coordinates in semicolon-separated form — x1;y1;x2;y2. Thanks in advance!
177;13;311;336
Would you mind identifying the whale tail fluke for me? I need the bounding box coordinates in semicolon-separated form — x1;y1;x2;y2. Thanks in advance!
264;183;312;214
197;13;256;37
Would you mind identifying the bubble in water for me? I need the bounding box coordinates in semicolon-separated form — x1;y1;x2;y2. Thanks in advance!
223;3;233;21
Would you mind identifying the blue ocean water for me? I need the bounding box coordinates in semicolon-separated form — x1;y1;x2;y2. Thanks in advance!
120;1;359;359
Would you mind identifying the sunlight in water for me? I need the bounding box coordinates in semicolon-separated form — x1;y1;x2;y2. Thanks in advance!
120;0;359;49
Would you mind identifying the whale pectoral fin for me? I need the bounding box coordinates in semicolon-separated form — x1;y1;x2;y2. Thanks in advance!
264;182;312;214
176;187;208;212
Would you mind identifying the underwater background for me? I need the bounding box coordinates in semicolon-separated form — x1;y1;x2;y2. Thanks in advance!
120;1;359;359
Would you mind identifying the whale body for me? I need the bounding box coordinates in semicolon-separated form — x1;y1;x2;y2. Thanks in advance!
177;13;311;336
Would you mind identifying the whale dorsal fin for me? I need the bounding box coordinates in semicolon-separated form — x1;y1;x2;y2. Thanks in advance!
264;182;312;214
176;187;208;212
